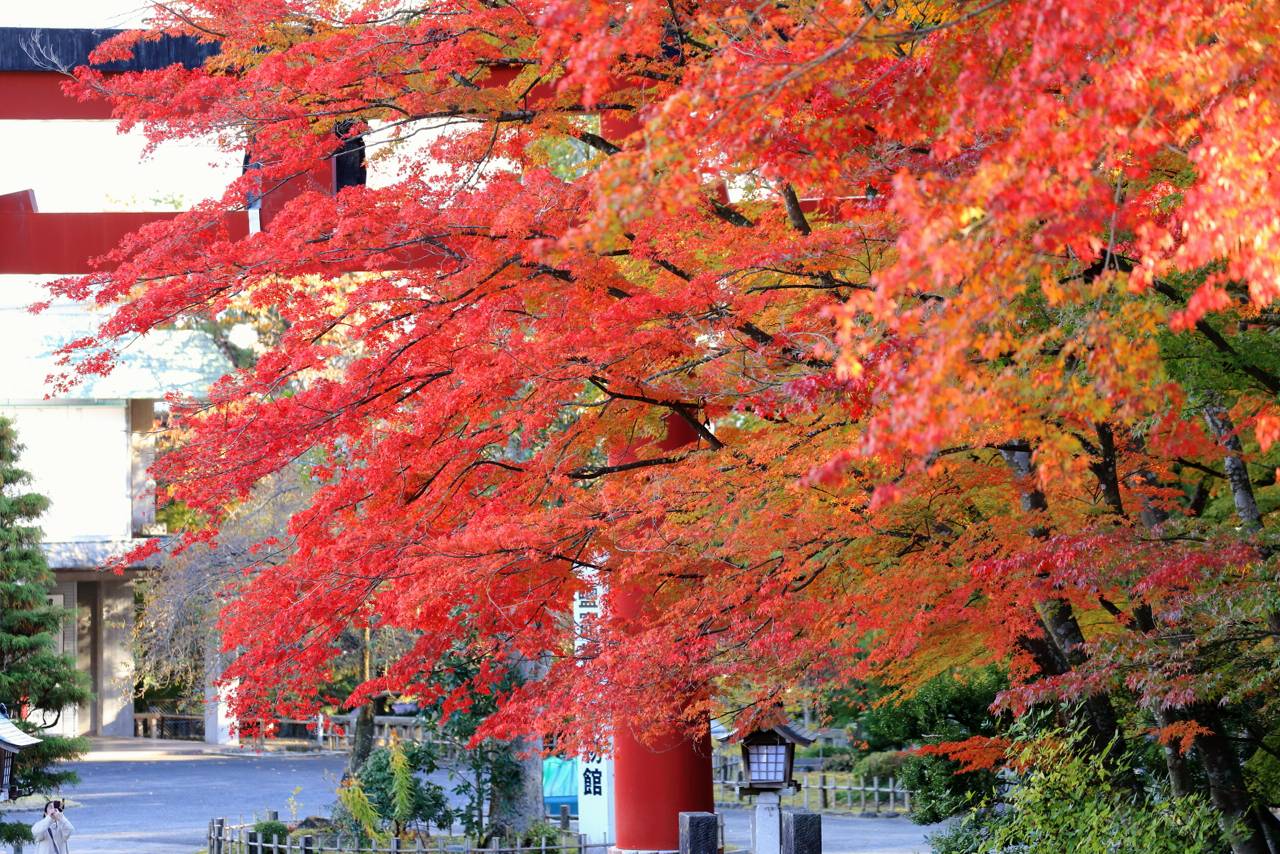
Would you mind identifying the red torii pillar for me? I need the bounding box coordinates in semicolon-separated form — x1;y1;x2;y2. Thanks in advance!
599;100;715;853
608;410;716;854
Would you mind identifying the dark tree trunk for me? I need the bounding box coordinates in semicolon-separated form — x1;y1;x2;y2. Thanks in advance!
349;701;375;775
348;624;376;775
1192;706;1273;854
487;654;549;838
1000;443;1126;756
1114;434;1275;852
1201;405;1280;852
1088;422;1126;519
1204;404;1263;532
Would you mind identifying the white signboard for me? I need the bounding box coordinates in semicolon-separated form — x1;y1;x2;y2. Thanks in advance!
573;582;615;844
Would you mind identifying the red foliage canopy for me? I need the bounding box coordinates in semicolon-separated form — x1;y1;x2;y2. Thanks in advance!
50;0;1280;753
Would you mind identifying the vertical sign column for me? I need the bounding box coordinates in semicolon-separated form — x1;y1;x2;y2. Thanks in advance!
574;579;616;844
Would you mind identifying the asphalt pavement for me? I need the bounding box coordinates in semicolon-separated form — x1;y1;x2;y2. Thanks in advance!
0;739;940;854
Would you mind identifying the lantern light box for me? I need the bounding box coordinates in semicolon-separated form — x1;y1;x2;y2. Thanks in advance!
0;708;42;801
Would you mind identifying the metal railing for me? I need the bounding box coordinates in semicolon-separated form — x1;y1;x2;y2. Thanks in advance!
134;712;204;740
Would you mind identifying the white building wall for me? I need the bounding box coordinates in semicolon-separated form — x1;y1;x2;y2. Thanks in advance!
0;402;132;543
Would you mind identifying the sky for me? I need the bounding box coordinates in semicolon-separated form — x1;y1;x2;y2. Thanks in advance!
0;0;151;29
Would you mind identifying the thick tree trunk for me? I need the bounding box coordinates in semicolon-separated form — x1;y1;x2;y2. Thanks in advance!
1201;406;1280;852
1192;706;1273;854
488;740;546;838
349;701;375;775
487;654;549;838
1088;422;1126;519
1104;429;1275;852
1000;443;1126;755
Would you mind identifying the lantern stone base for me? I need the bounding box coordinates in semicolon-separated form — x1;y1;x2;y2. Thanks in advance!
751;791;783;854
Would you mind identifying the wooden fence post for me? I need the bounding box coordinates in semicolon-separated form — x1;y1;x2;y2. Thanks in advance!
819;773;827;810
559;804;571;830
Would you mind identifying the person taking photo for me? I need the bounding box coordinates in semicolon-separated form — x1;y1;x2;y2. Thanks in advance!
31;799;74;854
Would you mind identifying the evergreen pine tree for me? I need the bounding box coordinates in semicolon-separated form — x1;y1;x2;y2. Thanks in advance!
0;416;91;846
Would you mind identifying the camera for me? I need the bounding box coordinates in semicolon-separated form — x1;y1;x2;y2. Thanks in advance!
51;800;62;811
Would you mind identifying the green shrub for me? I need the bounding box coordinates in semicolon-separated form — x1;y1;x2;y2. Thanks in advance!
860;668;1007;752
518;821;563;847
852;750;910;779
926;812;995;854
941;731;1226;854
1244;736;1280;807
899;753;998;825
328;799;374;846
253;819;290;843
356;738;451;834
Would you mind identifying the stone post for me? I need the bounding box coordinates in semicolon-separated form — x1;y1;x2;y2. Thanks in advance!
678;812;718;854
781;811;821;854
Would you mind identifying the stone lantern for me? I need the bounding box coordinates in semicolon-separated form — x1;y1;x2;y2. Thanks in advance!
724;721;814;854
0;706;42;800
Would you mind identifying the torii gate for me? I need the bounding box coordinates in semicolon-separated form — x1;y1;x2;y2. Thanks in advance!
0;25;714;854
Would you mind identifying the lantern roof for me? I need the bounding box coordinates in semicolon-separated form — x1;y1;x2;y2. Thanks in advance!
716;718;816;747
0;713;41;753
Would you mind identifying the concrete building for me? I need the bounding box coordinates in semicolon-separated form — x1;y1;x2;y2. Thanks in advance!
0;21;236;740
0;277;231;738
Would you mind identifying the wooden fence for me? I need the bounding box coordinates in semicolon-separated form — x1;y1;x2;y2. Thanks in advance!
713;762;911;815
206;821;609;854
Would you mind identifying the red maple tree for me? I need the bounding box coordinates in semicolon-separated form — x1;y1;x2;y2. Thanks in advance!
50;1;1280;849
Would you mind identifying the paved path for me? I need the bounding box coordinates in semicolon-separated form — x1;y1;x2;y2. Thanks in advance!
3;739;352;853
1;739;939;853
